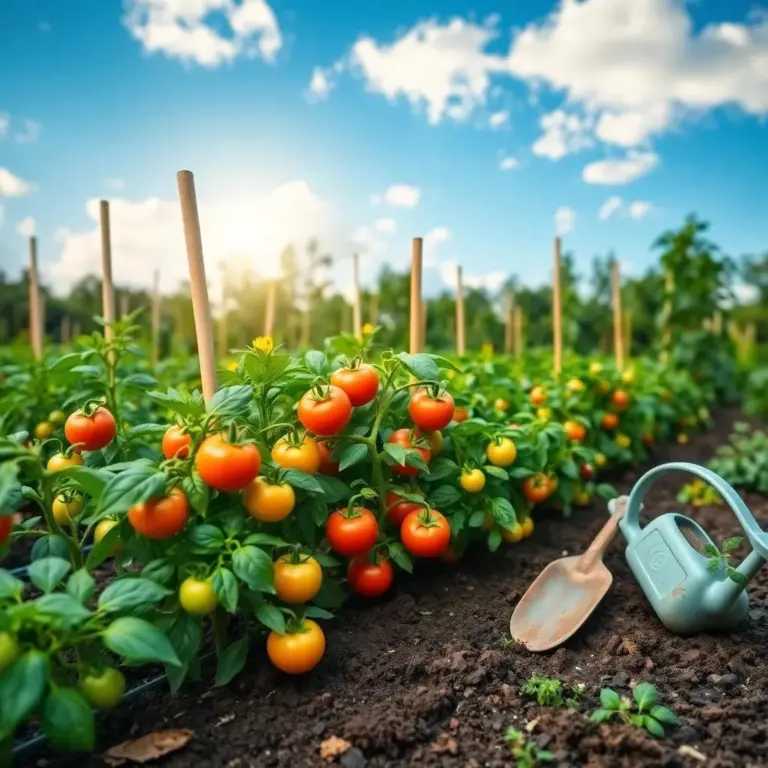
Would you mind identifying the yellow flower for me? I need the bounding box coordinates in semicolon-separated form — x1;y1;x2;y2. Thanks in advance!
227;361;238;372
252;336;274;353
362;323;375;336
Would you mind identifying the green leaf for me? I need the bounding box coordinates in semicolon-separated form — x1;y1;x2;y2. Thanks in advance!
212;568;239;613
428;458;459;481
0;570;23;600
98;468;166;517
304;606;334;619
122;372;159;389
703;542;721;557
141;558;176;586
590;709;614;723
206;385;253;418
27;557;71;594
0;463;19;510
98;577;171;612
42;688;95;752
707;557;720;572
396;352;439;382
490;497;517;528
427;354;463;373
305;350;328;374
189;524;226;552
509;466;535;479
561;460;579;481
387;542;413;573
312;578;347;609
32;534;71;562
726;566;748;586
643;716;665;738
282;469;323;494
85;522;123;571
35;594;92;626
232;546;275;593
168;613;202;664
313;551;340;568
650;705;679;725
632;682;658;710
54;466;110;500
256;603;286;633
126;423;168;440
182;472;210;516
214;636;249;687
722;536;744;553
244;533;289;548
469;509;486;528
66;569;96;604
430;485;462;508
488;528;502;552
338;443;368;472
0;651;50;732
314;475;350;504
596;483;618;501
599;688;621;710
484;465;508;481
103;617;181;666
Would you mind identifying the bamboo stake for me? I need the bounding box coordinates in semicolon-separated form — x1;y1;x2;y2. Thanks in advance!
553;237;563;377
611;259;624;371
352;252;362;339
28;236;42;359
151;270;161;364
456;265;466;355
514;306;523;355
264;279;276;338
410;238;423;353
177;170;217;402
504;289;514;355
99;201;116;344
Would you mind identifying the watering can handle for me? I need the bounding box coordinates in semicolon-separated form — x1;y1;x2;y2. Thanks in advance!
624;462;768;560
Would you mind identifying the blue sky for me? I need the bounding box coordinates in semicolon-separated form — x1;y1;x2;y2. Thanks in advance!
0;0;767;300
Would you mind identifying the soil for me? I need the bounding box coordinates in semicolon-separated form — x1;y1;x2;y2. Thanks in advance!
21;408;768;768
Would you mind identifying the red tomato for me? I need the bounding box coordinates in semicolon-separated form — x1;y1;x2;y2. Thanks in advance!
387;429;431;477
128;488;189;539
600;413;619;431
298;385;353;437
64;406;116;452
408;389;455;432
400;509;451;558
317;441;340;475
529;386;548;406
195;434;261;492
580;463;595;480
330;364;379;406
612;389;630;411
326;507;379;557
162;425;192;460
347;556;394;598
564;420;587;442
385;491;422;527
522;473;553;504
0;515;12;545
453;407;469;423
642;433;654;446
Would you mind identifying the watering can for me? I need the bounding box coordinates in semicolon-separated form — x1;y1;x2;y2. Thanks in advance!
613;462;768;635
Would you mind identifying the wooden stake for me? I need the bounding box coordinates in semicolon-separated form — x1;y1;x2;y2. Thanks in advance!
713;310;723;336
352;252;362;338
410;238;423;354
456;265;466;355
553;237;563;377
611;259;624;371
177;171;217;402
514;306;523;355
28;236;42;359
99;200;116;342
264;279;276;338
504;289;514;355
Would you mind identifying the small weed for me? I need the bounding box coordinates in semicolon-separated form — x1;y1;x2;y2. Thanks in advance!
521;676;585;709
504;728;554;768
499;633;520;649
591;682;680;738
704;537;748;586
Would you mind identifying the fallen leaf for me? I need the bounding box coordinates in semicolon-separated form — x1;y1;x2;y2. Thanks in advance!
319;736;352;762
104;729;194;765
678;745;707;763
525;718;539;733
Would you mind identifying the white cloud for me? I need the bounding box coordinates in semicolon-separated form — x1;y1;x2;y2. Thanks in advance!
15;119;41;144
488;109;509;129
306;67;335;101
582;151;659;185
0;168;32;197
0;113;8;139
382;184;421;208
628;200;652;219
374;217;397;233
499;156;519;171
439;260;506;292
17;217;36;237
532;109;593;160
106;178;126;191
598;196;623;220
554;206;576;235
123;0;282;67
595;105;671;147
423;226;450;267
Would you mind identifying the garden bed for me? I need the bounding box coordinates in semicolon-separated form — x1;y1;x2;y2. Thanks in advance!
26;407;767;768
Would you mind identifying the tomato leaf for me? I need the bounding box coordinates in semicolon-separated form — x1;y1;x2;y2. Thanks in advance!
98;577;171;612
188;524;225;553
469;510;486;528
167;613;203;667
304;606;334;619
125;423;169;440
643;716;665;738
561;460;579;480
27;557;71;594
596;483;618;500
312;551;340;568
206;385;253;418
98;469;166;517
256;603;286;633
0;570;23;600
428;458;460;481
484;466;509;481
243;533;289;548
0;651;50;733
31;534;70;562
214;636;249;687
429;485;462;508
149;387;206;418
650;705;679;725
490;497;517;528
141;558;176;586
0;463;19;510
35;594;92;626
600;688;621;710
66;569;96;604
396;352;440;382
232;546;275;593
182;471;210;516
488;528;502;552
212;568;239;613
282;469;323;495
509;466;535;479
55;466;110;500
305;350;328;375
122;373;159;389
314;475;351;504
427;354;463;373
42;688;95;752
312;578;347;609
338;443;368;472
103;617;181;666
387;542;413;573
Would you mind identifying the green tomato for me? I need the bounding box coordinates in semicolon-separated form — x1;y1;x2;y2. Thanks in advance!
80;668;126;709
0;632;20;674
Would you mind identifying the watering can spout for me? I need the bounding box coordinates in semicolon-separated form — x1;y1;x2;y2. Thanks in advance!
709;549;766;609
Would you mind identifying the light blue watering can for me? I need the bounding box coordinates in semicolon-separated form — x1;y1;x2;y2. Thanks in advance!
613;462;768;634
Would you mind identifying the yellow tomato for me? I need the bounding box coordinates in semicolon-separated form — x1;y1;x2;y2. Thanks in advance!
52;495;84;526
536;407;552;421
574;490;591;507
179;577;218;615
273;555;323;604
267;619;326;674
48;410;67;425
520;517;534;538
34;422;55;440
589;362;603;377
486;438;517;467
677;433;689;445
459;469;485;493
494;399;509;412
94;519;118;544
616;433;632;450
243;478;296;522
595;453;607;468
501;523;523;543
621;369;636;385
47;453;84;472
566;378;585;393
271;436;321;474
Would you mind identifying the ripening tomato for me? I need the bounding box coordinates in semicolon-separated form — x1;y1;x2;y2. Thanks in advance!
401;509;451;558
46;452;83;473
459;468;485;493
580;463;595;480
348;556;394;598
326;507;379;557
162;425;192;460
642;433;654;447
536;407;552;422
274;555;323;604
0;515;12;546
612;389;630;411
387;429;431;476
574;490;591;507
495;398;509;411
588;362;603;377
179;577;218;615
597;380;612;394
600;413;619;431
267;619;325;675
0;632;20;673
425;430;444;456
244;478;295;522
621;369;636;385
520;516;535;538
128;488;189;539
616;433;632;450
486;437;517;467
330;363;379;406
80;668;126;710
317;441;340;475
595;452;607;468
52;494;84;526
65;406;116;452
564;420;587;442
196;434;260;492
566;378;585;394
34;422;55;440
385;491;422;527
522;474;552;504
93;519;120;555
272;435;321;474
48;410;67;425
529;386;547;406
408;389;455;432
501;523;523;544
453;407;469;423
677;433;689;445
298;385;353;437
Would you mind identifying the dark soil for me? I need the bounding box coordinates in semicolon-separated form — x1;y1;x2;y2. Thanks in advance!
23;408;768;768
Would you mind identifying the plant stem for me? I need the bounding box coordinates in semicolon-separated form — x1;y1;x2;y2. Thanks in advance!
39;476;83;569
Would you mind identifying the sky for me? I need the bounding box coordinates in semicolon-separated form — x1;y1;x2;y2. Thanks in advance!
0;0;767;303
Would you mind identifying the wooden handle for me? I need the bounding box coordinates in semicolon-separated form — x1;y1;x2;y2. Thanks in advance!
410;238;423;353
577;498;627;573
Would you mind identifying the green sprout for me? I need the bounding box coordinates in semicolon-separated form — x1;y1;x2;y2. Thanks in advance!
590;682;680;738
521;676;585;709
504;728;554;768
704;536;747;586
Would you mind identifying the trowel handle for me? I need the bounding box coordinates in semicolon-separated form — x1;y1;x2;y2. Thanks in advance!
577;498;627;572
625;462;768;561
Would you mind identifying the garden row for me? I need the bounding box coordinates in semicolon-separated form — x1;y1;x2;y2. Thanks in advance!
0;319;717;760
